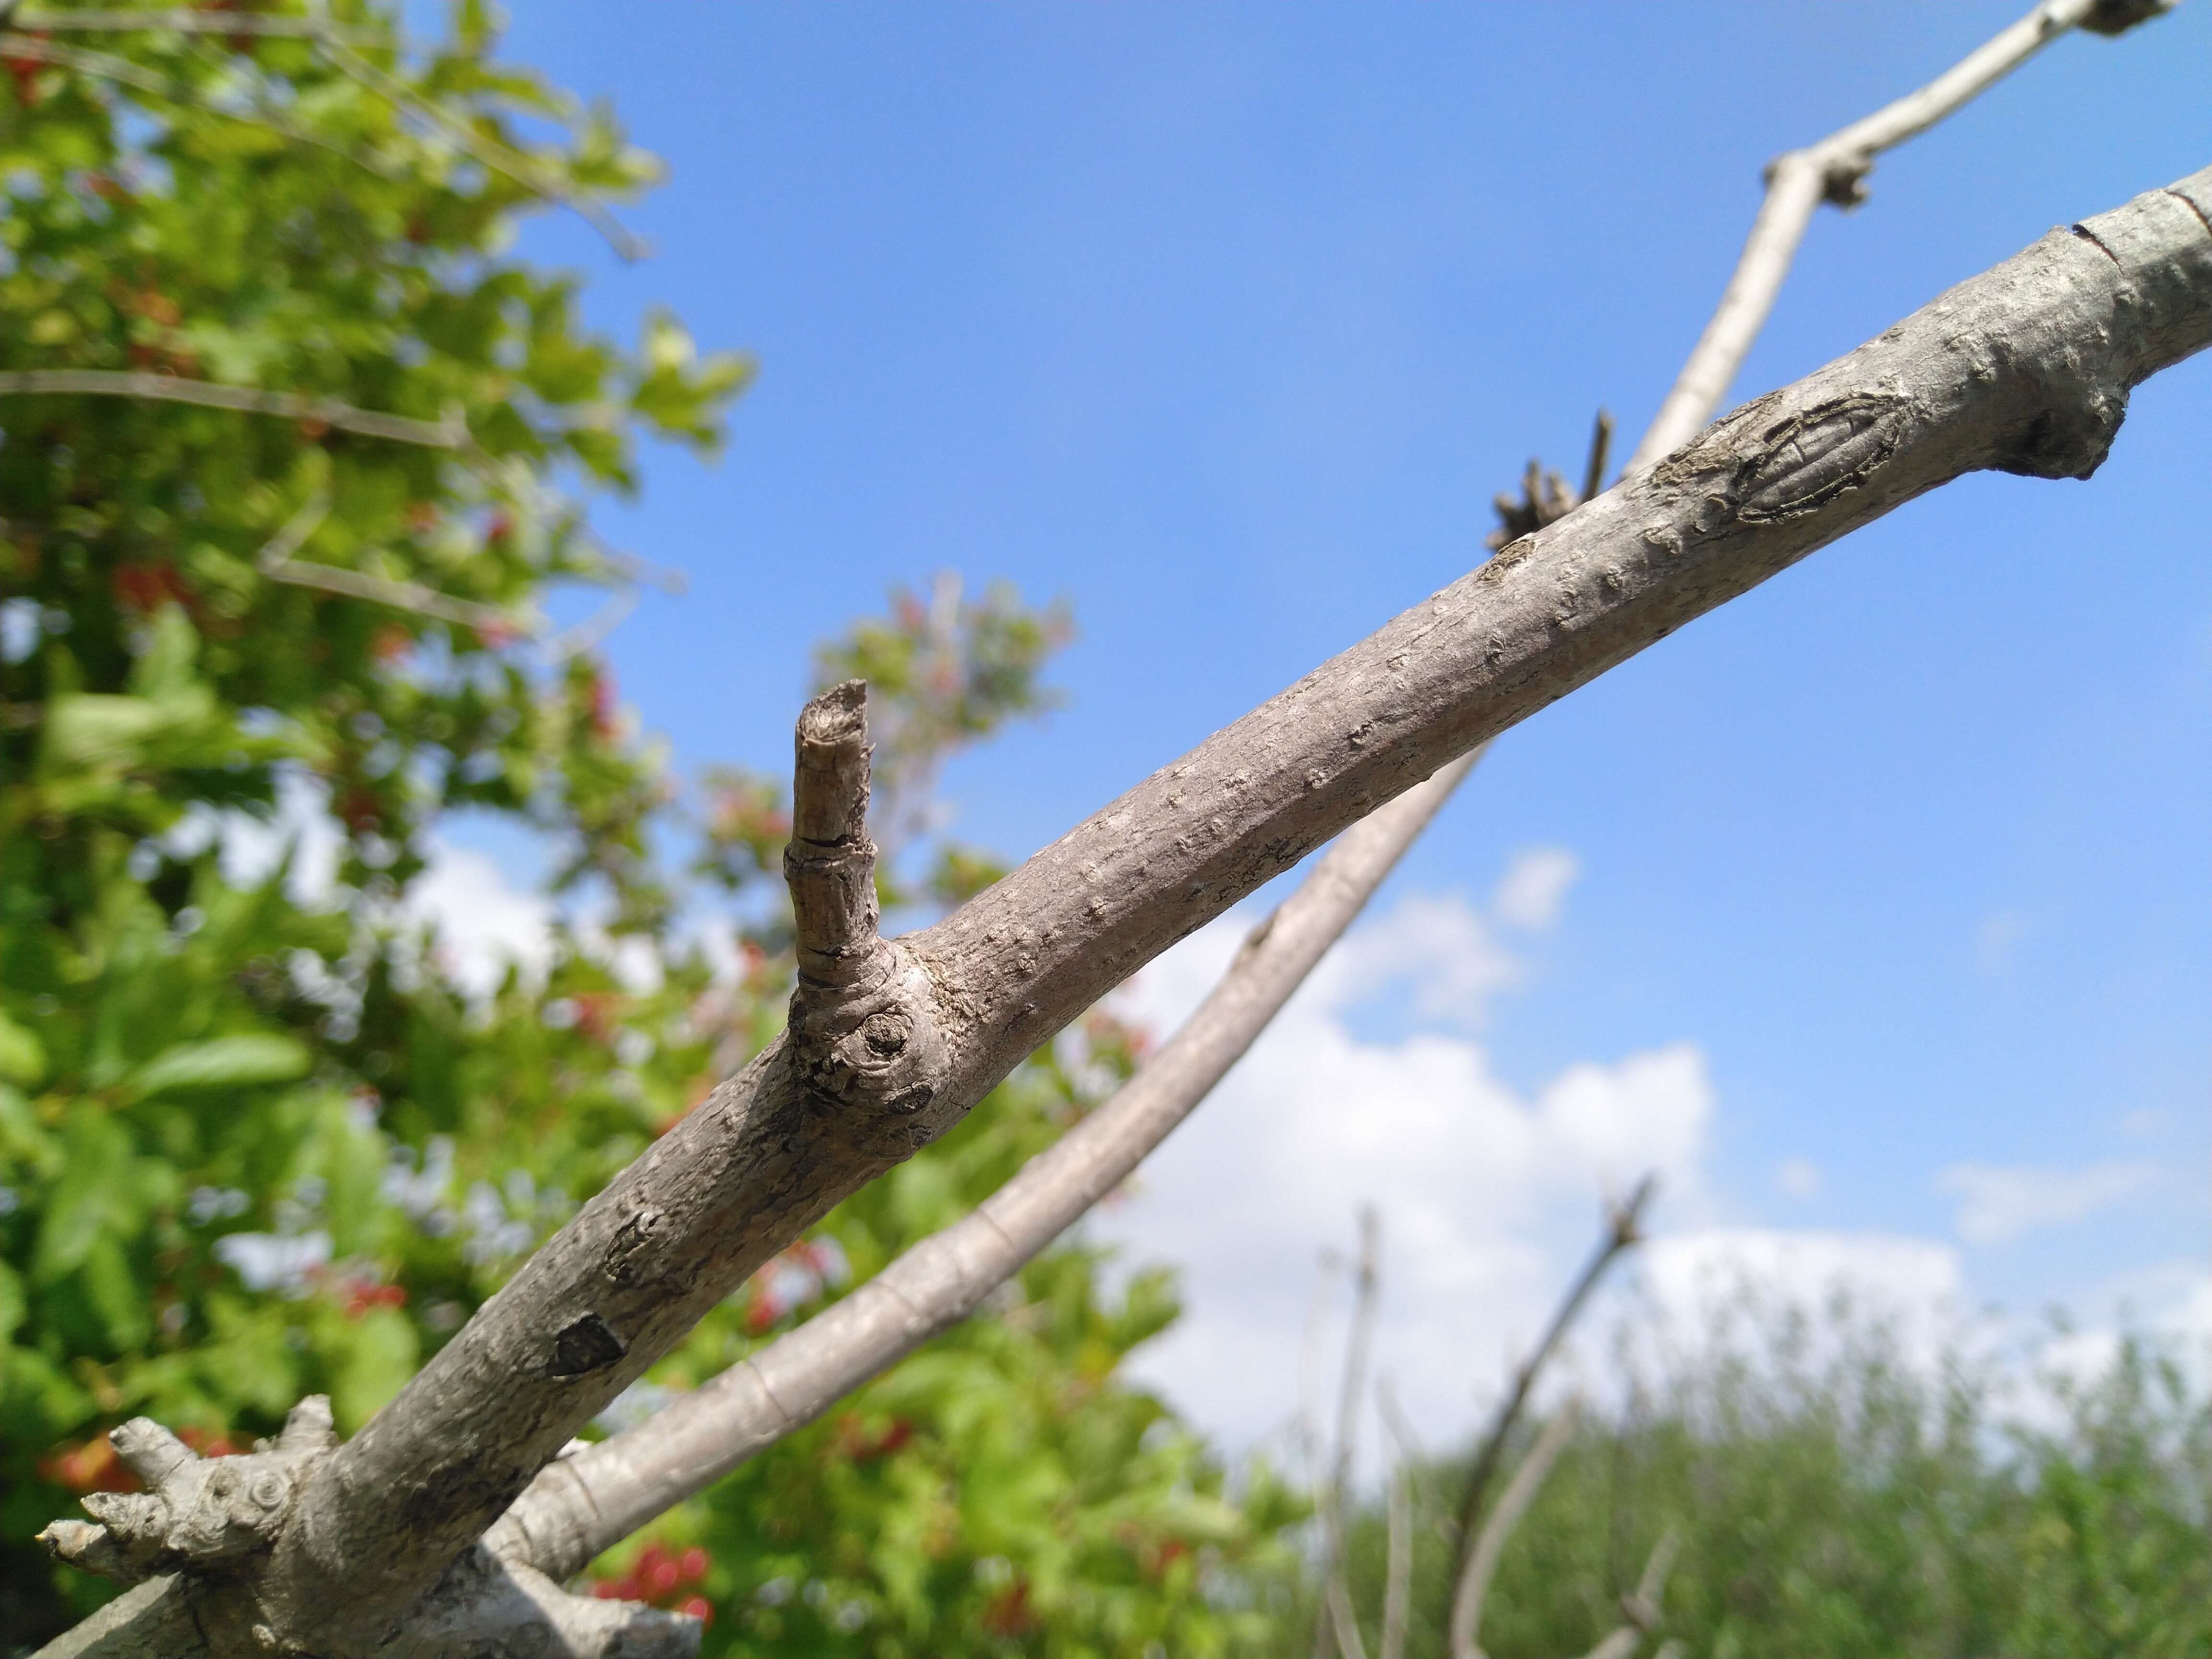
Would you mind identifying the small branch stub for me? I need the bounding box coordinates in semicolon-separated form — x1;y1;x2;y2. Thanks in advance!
782;681;950;1129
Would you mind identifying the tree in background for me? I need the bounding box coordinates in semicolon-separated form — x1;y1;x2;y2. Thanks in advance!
0;4;1295;1651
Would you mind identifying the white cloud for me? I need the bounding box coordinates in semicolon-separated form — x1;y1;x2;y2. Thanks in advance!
1305;890;1520;1027
1491;847;1578;931
405;842;557;998
1094;883;1714;1459
1936;1160;2158;1246
168;769;343;903
1775;1157;1821;1200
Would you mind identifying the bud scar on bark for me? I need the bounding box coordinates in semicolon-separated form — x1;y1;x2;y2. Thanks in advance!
783;680;948;1122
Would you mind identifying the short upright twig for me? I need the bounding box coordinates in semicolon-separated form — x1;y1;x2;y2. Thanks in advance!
780;682;949;1125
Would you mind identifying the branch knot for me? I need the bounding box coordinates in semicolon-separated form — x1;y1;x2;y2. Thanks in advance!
782;682;950;1129
36;1398;337;1585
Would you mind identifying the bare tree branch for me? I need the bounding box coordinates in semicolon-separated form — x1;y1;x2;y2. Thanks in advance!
1315;1207;1383;1659
1449;1397;1583;1659
1378;1380;1415;1659
253;493;534;635
1441;1178;1654;1626
28;1404;697;1659
277;162;2212;1647
40;156;2212;1659
0;369;463;447
488;754;1477;1580
1583;1529;1681;1659
1626;0;2176;473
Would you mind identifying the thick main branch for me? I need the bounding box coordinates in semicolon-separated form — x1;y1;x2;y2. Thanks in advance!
208;163;2212;1650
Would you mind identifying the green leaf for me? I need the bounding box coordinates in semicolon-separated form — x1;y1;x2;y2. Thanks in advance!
127;1034;313;1100
0;1262;24;1345
0;1012;45;1089
33;1114;131;1284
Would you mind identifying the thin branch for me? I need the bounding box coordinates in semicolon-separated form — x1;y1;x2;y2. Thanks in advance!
1325;1574;1371;1659
11;9;384;42
1448;1397;1583;1659
315;36;647;261
0;30;173;95
1583;1529;1681;1659
1316;1207;1382;1659
1441;1178;1655;1628
1578;409;1615;510
252;495;531;635
1625;0;2175;473
1486;406;1614;552
487;753;1479;1581
0;369;463;447
544;585;638;660
1299;1249;1347;1498
260;557;523;632
1377;1379;1415;1659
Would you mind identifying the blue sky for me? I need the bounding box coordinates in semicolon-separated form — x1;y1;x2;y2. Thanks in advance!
449;3;2208;1443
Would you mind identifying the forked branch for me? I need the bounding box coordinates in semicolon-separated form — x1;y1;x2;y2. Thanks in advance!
490;754;1479;1580
1442;1178;1655;1618
1449;1398;1584;1659
36;148;2212;1659
1627;0;2176;472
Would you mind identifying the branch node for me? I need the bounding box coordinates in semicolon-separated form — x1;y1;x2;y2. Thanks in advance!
786;679;880;988
781;682;952;1132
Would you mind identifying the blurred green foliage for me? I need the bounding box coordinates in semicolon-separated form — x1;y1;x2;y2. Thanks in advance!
0;3;1295;1651
1324;1302;2212;1659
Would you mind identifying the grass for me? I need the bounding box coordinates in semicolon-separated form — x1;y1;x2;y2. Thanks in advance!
1318;1302;2211;1659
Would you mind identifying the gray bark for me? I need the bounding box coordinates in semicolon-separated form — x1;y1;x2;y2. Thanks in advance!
36;159;2212;1658
486;753;1477;1582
